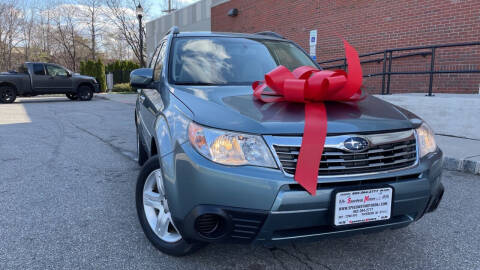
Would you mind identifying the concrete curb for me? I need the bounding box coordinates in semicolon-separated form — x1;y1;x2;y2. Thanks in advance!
443;156;480;175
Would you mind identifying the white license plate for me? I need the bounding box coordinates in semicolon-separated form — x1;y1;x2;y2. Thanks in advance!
334;187;392;226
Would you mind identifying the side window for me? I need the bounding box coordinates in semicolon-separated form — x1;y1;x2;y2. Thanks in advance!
46;65;68;76
17;64;28;74
153;41;167;81
33;64;46;75
149;42;163;69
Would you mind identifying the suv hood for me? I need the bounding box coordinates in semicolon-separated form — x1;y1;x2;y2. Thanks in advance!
172;85;419;135
73;74;95;80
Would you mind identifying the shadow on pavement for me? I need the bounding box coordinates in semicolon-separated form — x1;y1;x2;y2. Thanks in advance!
13;96;102;104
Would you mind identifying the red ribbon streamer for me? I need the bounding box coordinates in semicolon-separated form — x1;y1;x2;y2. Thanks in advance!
252;40;363;195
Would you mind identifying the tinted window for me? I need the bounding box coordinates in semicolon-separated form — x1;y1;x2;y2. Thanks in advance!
17;64;28;74
33;64;45;75
46;65;68;76
169;37;317;85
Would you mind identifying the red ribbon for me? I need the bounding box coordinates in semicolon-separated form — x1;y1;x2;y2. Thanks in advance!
252;40;363;195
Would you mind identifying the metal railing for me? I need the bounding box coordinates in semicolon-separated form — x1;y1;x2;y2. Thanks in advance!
318;41;480;96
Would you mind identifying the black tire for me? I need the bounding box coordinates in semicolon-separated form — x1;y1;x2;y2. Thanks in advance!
136;156;205;256
0;85;17;103
78;85;94;101
136;126;148;166
66;93;78;100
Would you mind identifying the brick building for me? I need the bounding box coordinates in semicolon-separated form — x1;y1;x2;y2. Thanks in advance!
211;0;480;94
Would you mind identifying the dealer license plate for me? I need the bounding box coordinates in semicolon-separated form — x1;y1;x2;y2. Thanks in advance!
334;187;392;226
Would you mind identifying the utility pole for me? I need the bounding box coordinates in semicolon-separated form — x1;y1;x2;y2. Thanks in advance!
162;0;176;13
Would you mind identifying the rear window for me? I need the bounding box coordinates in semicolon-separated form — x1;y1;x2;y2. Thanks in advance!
169;37;317;85
33;64;45;75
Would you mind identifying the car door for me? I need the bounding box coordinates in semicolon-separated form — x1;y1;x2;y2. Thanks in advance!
31;63;51;93
138;40;167;151
45;64;73;93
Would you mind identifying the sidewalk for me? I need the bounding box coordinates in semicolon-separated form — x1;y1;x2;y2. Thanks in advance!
99;92;480;175
377;93;480;175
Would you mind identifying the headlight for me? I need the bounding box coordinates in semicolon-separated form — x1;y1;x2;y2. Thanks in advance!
416;123;437;157
188;122;277;168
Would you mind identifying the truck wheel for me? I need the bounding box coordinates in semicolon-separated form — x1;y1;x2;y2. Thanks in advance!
0;86;17;103
66;93;78;100
78;85;93;101
136;156;205;256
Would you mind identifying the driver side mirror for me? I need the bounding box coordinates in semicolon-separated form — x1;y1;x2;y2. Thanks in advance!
130;68;154;89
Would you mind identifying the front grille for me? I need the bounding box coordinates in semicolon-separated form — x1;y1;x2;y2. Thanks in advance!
274;137;417;176
226;210;267;242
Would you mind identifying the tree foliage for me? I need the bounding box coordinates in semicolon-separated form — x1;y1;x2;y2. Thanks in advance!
106;60;139;84
80;59;107;92
0;0;144;72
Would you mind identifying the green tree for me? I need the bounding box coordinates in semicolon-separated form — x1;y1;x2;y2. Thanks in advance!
79;59;106;92
96;59;106;92
104;60;139;84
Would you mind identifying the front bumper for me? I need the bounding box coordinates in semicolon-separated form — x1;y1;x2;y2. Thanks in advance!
162;142;444;245
93;83;100;93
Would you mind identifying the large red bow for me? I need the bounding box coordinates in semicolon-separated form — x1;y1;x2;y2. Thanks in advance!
252;40;363;195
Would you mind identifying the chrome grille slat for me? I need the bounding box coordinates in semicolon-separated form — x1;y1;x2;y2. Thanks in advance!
278;150;417;163
270;131;418;176
317;157;417;170
278;157;416;171
275;143;416;156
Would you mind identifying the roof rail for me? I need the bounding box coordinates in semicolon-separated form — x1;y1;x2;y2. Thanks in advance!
254;31;284;39
166;26;180;35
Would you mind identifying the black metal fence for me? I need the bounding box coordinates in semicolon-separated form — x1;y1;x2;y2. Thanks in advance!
108;70;132;84
318;41;480;96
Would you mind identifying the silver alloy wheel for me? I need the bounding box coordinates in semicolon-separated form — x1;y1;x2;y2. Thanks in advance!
143;169;182;243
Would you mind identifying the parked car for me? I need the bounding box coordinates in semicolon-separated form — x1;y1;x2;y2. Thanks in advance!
0;62;100;103
132;27;444;256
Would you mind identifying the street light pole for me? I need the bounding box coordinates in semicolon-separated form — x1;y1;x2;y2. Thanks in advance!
136;3;145;67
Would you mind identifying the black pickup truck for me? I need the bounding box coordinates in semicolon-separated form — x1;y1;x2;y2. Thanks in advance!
0;62;100;103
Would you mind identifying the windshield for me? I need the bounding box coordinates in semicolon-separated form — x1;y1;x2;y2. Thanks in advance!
169;37;318;85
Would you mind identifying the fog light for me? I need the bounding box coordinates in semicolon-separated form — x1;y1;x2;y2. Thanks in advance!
195;214;225;239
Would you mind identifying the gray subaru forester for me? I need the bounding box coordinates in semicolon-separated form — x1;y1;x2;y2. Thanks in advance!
132;27;444;256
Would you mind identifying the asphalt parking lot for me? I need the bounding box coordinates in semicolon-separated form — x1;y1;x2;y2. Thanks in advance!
1;95;479;270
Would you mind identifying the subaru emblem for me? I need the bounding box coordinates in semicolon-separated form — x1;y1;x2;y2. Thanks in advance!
343;137;369;152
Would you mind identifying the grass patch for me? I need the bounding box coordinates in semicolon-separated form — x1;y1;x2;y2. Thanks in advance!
109;91;137;94
111;83;135;93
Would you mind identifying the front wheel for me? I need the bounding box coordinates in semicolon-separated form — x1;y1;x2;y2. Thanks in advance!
66;93;78;100
78;85;93;101
0;86;17;103
136;127;148;166
136;156;205;256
